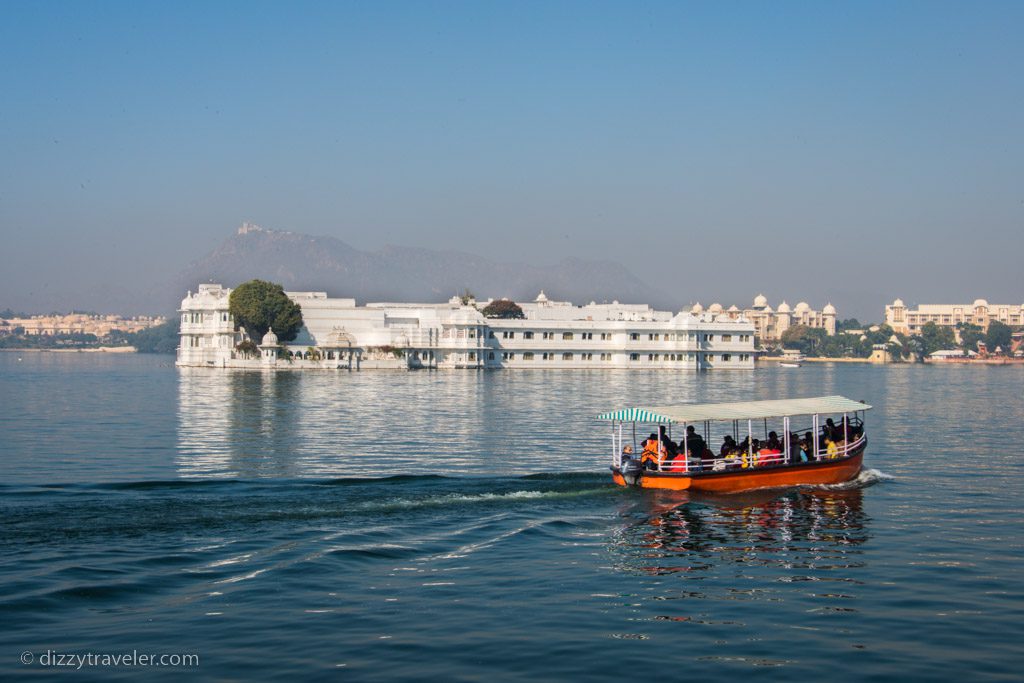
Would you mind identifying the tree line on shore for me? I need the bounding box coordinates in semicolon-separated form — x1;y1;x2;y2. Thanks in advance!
777;318;1018;360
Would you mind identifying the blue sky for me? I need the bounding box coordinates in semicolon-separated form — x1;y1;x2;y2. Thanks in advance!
1;1;1021;319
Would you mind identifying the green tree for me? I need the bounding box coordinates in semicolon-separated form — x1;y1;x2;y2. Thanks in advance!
985;320;1012;353
128;319;181;354
957;323;985;354
780;325;826;355
915;321;956;357
481;299;525;319
836;318;862;332
229;280;304;342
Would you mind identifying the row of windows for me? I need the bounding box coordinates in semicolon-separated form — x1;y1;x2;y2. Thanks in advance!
181;312;232;324
487;330;751;342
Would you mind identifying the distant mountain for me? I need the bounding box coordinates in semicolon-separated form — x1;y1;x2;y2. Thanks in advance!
168;223;670;312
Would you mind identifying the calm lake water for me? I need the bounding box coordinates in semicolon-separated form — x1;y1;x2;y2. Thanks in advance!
2;353;1022;680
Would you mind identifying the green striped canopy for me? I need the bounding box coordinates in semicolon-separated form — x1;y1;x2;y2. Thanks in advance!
597;395;871;424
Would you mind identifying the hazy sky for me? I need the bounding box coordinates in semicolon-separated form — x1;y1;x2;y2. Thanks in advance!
2;1;1021;320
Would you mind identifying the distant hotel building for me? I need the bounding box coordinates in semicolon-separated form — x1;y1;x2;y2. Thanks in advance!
885;298;1024;336
688;294;837;341
0;313;166;337
177;284;755;370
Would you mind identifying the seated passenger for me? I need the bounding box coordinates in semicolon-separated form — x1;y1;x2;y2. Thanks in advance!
641;433;667;469
824;436;839;459
802;432;814;459
658;425;679;457
720;435;737;458
789;432;805;463
766;431;782;452
620;444;634;462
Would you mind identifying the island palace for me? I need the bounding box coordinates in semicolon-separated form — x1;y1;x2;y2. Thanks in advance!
176;284;756;370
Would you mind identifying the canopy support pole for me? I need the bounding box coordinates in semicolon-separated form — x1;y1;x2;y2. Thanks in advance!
747;419;753;466
683;423;689;473
784;416;790;462
813;414;820;460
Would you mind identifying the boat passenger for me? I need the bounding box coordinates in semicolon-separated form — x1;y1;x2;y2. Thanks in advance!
801;432;814;460
719;435;737;458
822;418;840;442
658;425;679;457
789;432;805;464
766;431;782;452
824;436;839;459
621;444;634;462
641;433;668;469
683;426;706;472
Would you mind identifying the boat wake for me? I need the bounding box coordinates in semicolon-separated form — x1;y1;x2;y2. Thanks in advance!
810;467;893;491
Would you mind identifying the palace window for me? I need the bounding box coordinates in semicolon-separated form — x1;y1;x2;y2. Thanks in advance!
562;332;573;340
502;352;514;360
581;332;593;340
722;354;731;362
722;334;732;342
648;353;655;361
543;352;554;360
523;352;534;360
502;331;515;339
630;333;640;341
562;352;573;360
523;331;534;339
629;353;639;361
543;332;554;340
488;352;495;360
600;353;611;361
600;332;612;340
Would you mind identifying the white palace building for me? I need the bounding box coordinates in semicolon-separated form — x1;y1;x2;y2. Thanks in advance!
176;284;755;370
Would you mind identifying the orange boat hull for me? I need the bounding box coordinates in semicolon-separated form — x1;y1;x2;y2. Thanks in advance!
612;448;864;493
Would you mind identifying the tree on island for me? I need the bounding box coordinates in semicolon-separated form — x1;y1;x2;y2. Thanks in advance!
481;299;525;319
985;320;1012;353
956;322;985;354
229;280;304;343
914;321;956;357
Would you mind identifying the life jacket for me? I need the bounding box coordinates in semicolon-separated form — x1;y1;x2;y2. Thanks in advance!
640;439;667;467
826;441;838;459
666;457;688;472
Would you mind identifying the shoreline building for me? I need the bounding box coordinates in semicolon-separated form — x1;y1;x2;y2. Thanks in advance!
0;313;165;337
688;295;836;342
177;284;755;370
885;299;1024;336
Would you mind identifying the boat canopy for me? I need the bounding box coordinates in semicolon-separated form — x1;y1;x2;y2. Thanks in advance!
596;395;870;424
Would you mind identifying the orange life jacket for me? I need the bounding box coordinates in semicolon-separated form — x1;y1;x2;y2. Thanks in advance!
640;439;667;466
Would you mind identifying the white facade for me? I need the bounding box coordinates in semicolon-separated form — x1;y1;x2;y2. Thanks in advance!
688;294;836;342
177;285;756;370
885;298;1024;336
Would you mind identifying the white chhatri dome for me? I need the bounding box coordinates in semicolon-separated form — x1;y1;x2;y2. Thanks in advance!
708;303;723;314
795;301;810;312
776;301;791;314
823;302;836;315
261;328;278;346
728;304;740;312
690;303;704;314
535;291;549;303
893;298;905;308
753;293;768;308
973;298;988;308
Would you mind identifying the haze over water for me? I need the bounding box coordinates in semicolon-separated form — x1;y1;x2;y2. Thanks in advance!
2;354;1022;680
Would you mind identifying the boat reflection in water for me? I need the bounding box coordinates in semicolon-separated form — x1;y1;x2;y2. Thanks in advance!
608;484;871;595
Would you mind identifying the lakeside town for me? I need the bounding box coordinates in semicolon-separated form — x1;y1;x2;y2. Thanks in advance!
3;289;1022;367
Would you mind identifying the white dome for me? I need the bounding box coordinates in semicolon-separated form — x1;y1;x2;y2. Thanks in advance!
690;303;704;314
823;302;836;315
893;298;905;307
535;291;549;303
326;327;356;346
973;298;988;308
776;301;791;314
795;301;810;312
260;328;278;346
753;293;768;308
708;303;723;313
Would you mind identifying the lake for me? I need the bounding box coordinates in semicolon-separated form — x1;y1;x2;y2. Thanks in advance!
1;353;1022;680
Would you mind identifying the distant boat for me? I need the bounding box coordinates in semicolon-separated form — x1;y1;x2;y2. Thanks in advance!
780;361;802;368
